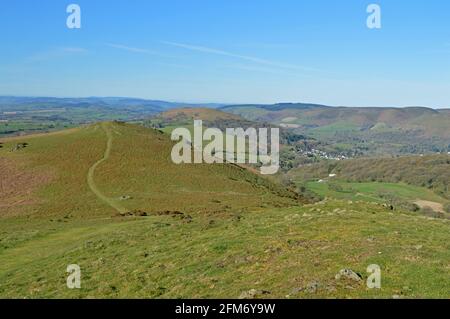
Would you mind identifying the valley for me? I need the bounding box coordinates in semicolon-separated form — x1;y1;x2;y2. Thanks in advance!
222;103;450;156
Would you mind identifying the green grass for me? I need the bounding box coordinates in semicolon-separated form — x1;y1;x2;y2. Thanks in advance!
303;180;447;206
0;106;150;138
0;200;448;298
0;120;76;136
309;122;360;139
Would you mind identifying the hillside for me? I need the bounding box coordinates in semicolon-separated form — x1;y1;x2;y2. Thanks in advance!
147;107;258;133
221;104;450;155
146;108;317;172
288;154;450;218
290;155;450;198
0;122;298;218
159;108;243;122
221;104;448;134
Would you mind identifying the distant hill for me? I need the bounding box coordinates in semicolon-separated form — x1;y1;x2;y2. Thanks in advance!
221;103;448;136
0;96;224;114
146;108;318;172
0;97;225;137
221;104;450;155
222;102;330;112
159;107;243;122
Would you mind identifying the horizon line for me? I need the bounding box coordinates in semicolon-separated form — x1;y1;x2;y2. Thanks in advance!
0;95;448;110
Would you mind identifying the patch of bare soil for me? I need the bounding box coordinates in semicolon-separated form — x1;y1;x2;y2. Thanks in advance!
0;158;53;213
414;200;445;213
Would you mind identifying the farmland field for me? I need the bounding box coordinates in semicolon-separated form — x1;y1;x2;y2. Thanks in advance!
303;181;447;205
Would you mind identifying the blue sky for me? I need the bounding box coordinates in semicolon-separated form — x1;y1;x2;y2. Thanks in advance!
0;0;449;107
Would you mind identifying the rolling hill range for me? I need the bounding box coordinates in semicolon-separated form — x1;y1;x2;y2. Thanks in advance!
0;96;224;137
145;107;319;172
221;104;450;155
0;96;224;114
0;122;449;298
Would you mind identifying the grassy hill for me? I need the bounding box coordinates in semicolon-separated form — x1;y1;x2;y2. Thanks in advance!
146;107;259;134
146;107;318;172
0;122;297;219
221;104;450;155
159;108;243;122
0;123;449;298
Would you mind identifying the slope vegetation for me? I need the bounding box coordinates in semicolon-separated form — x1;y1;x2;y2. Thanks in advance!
290;155;450;199
0;122;298;218
159;108;243;122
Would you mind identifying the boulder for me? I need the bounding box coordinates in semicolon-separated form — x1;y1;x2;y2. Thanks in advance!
335;269;363;282
239;289;271;299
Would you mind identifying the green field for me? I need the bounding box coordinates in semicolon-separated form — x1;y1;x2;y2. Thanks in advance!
304;181;447;204
309;122;360;139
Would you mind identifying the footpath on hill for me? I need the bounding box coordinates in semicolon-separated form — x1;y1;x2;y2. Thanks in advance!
87;123;127;214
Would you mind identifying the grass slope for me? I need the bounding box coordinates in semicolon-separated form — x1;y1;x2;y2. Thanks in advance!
0;201;448;298
0;122;297;219
305;181;447;205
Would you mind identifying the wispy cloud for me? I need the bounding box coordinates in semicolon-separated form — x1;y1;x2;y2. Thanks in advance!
163;41;321;73
105;43;155;54
26;47;88;62
105;43;177;59
235;42;304;50
227;64;291;75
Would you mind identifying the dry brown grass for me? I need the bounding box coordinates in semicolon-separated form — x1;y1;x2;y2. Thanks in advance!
0;158;54;215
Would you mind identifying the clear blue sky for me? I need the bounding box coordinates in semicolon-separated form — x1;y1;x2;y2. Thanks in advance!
0;0;449;107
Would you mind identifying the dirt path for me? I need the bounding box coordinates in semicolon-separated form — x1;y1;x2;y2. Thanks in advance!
87;123;127;214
